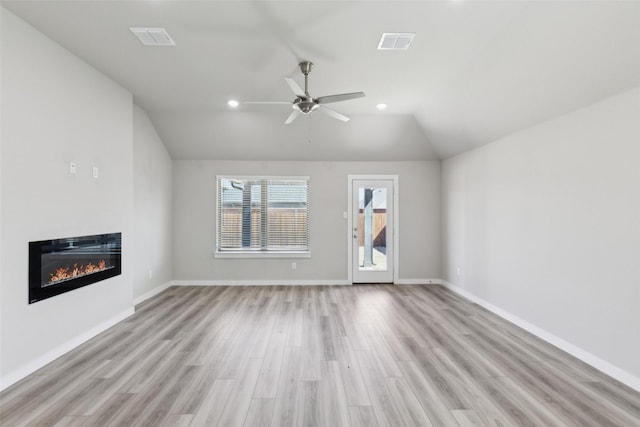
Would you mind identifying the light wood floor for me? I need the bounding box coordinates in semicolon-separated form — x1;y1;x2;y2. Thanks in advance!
1;285;639;427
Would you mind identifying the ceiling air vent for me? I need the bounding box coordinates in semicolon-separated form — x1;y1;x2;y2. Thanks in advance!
129;27;175;46
377;33;415;50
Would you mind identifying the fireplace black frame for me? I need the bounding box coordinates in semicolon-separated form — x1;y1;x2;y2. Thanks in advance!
29;232;121;304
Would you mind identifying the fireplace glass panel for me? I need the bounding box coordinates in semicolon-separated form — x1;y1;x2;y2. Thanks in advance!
29;233;121;304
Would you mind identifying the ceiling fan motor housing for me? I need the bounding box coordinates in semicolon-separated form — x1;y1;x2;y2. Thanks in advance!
293;97;319;114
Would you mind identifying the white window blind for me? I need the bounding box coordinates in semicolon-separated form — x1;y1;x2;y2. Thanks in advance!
217;177;309;253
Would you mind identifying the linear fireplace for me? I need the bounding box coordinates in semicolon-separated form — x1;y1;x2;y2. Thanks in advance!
29;233;121;304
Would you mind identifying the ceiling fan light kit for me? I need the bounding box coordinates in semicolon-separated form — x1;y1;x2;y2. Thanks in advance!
245;61;365;124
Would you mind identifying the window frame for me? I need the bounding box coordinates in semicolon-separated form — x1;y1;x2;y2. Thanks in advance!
215;175;311;259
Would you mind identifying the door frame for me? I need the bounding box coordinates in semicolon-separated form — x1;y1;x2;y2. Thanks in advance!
347;175;399;284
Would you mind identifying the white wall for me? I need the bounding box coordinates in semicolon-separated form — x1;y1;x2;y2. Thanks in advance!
0;9;134;388
173;160;441;283
133;105;173;301
442;87;640;387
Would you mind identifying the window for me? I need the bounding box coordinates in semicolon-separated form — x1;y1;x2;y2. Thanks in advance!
216;176;310;257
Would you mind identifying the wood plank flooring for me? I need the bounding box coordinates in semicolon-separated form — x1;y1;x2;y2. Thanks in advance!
1;285;639;426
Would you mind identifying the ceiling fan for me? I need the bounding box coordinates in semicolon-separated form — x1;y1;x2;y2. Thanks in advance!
246;61;365;124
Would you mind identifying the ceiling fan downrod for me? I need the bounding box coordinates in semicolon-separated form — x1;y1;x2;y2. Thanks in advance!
299;61;313;97
295;61;317;114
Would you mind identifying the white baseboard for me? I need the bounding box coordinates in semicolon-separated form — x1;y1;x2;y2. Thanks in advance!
134;281;172;305
172;279;351;286
0;307;134;392
395;279;442;285
173;279;443;287
442;281;640;392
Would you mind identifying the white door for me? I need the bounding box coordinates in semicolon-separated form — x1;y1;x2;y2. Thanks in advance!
351;179;394;283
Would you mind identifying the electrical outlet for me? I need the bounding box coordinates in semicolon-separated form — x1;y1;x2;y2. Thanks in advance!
457;267;462;276
148;270;153;279
291;262;297;270
69;161;77;174
93;166;99;179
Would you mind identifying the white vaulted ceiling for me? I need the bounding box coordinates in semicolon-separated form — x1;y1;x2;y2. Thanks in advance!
2;0;639;160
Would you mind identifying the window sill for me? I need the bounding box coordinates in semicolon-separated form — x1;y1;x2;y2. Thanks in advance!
214;251;311;259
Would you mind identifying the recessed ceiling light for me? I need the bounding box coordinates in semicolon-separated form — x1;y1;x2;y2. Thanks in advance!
129;27;175;46
227;100;239;108
377;33;415;50
376;103;388;110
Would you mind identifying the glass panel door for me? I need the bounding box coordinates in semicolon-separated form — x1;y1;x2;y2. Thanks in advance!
352;180;393;283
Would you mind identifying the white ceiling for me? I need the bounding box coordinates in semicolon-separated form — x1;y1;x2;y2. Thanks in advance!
3;0;639;160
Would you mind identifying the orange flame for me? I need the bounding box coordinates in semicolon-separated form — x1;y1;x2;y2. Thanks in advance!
48;260;108;284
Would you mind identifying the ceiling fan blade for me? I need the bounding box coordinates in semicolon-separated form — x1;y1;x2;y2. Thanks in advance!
285;77;305;97
318;105;350;122
285;109;301;124
244;101;291;105
317;92;365;104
